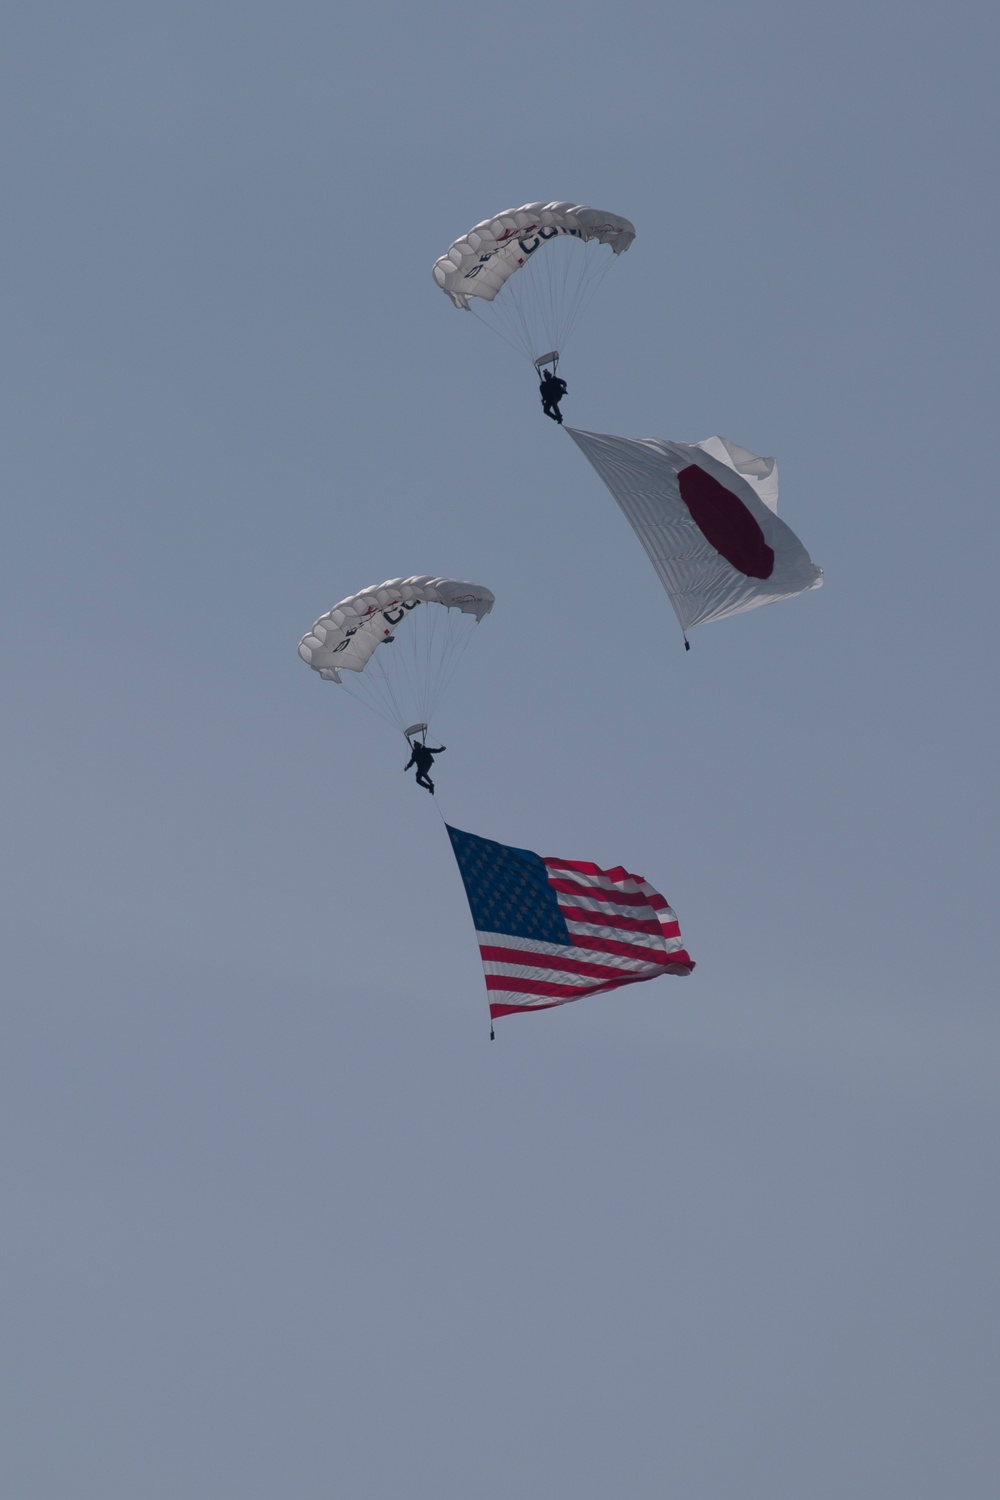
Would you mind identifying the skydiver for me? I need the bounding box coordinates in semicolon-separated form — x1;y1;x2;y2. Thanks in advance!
539;369;567;424
404;738;445;794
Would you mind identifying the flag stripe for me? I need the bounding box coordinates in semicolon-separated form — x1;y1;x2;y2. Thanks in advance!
564;917;667;946
484;971;658;1000
480;927;685;965
544;858;643;882
571;931;687;961
479;945;672;981
558;903;666;935
546;876;662;908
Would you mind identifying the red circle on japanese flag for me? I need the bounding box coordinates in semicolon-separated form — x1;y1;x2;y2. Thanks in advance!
677;464;775;579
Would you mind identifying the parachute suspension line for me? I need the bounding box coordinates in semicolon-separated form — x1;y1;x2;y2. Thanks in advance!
424;594;445;718
467;307;536;367
417;607;470;726
335;605;479;737
338;674;405;732
467;237;619;369
359;663;406;727
398;600;439;725
559;248;614;352
415;597;437;723
543;233;575;353
365;621;411;726
395;599;423;721
425;619;477;725
341;607;432;730
420;609;476;729
522;235;605;359
510;244;557;358
468;248;561;366
550;237;608;353
504;275;546;365
346;650;413;729
412;594;440;725
425;603;475;729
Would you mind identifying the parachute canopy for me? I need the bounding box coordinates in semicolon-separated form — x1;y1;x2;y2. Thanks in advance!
567;428;822;634
432;201;635;365
298;575;494;732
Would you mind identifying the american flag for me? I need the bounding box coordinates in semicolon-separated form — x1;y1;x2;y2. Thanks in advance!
446;824;694;1021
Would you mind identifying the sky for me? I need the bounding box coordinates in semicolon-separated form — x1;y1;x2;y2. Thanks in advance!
2;1;998;1495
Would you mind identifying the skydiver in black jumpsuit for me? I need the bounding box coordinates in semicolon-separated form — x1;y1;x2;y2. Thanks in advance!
539;369;568;424
404;740;445;794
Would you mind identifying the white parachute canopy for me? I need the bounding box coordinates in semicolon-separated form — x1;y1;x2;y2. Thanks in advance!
298;576;494;733
567;428;822;634
432;201;635;366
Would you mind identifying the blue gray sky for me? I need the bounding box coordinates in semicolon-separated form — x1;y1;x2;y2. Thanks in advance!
2;2;998;1495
